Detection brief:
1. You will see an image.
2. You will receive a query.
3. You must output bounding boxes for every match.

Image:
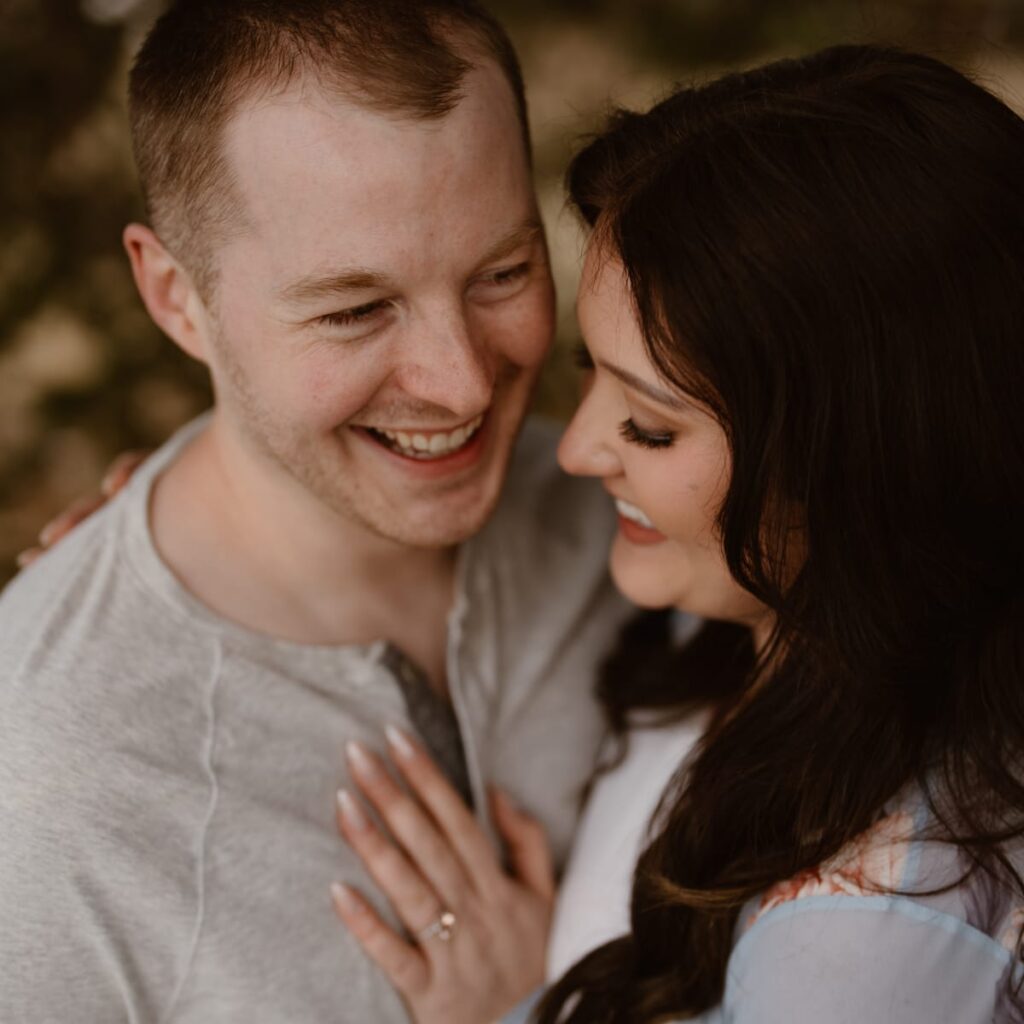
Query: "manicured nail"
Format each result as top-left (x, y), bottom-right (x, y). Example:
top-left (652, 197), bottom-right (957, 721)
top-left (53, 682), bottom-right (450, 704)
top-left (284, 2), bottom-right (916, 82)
top-left (345, 740), bottom-right (378, 779)
top-left (38, 523), bottom-right (58, 547)
top-left (330, 881), bottom-right (364, 915)
top-left (336, 788), bottom-right (369, 831)
top-left (385, 724), bottom-right (417, 761)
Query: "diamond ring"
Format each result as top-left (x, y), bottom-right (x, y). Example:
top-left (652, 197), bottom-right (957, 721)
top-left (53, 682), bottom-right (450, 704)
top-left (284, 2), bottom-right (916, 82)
top-left (416, 910), bottom-right (457, 943)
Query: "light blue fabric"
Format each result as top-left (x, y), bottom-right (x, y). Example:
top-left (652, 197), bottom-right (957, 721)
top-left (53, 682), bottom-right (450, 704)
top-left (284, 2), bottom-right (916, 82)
top-left (685, 894), bottom-right (1015, 1023)
top-left (549, 770), bottom-right (1023, 1023)
top-left (502, 986), bottom-right (545, 1024)
top-left (686, 796), bottom-right (1023, 1023)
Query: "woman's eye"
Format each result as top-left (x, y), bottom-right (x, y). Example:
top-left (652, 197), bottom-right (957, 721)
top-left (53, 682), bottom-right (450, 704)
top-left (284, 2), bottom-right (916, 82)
top-left (319, 301), bottom-right (388, 328)
top-left (572, 342), bottom-right (595, 371)
top-left (619, 417), bottom-right (675, 450)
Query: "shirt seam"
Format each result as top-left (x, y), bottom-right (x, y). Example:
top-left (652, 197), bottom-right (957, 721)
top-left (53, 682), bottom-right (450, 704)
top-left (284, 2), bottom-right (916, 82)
top-left (158, 635), bottom-right (223, 1024)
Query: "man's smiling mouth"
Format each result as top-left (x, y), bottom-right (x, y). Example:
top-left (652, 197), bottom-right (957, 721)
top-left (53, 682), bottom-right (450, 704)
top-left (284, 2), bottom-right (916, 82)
top-left (360, 413), bottom-right (485, 461)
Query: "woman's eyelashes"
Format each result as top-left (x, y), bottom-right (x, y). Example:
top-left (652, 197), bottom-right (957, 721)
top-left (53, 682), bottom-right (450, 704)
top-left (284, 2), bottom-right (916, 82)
top-left (573, 343), bottom-right (675, 449)
top-left (619, 418), bottom-right (676, 450)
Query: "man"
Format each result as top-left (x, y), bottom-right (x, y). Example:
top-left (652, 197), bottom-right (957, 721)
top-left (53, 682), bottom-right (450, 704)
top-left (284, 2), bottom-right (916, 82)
top-left (0, 2), bottom-right (629, 1021)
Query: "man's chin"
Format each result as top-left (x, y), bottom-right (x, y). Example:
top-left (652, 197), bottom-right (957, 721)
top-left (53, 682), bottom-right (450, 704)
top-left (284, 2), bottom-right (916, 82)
top-left (358, 428), bottom-right (517, 547)
top-left (372, 493), bottom-right (500, 549)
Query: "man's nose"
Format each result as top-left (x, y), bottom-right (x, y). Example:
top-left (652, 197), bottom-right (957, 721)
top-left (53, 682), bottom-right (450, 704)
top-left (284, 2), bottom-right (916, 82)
top-left (394, 309), bottom-right (495, 418)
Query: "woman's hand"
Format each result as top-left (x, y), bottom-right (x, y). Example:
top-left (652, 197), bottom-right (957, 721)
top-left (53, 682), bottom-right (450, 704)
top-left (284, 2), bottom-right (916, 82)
top-left (16, 450), bottom-right (148, 568)
top-left (331, 725), bottom-right (555, 1024)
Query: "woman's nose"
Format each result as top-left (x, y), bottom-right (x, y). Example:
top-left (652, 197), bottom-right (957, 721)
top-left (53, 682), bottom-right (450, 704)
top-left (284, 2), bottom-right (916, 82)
top-left (557, 389), bottom-right (621, 479)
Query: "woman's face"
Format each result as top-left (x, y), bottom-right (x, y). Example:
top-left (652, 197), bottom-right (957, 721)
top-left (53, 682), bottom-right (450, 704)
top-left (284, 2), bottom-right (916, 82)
top-left (558, 249), bottom-right (768, 632)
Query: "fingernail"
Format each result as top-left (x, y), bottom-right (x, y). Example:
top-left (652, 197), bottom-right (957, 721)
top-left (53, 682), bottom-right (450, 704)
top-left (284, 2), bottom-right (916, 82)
top-left (38, 524), bottom-right (58, 547)
top-left (336, 788), bottom-right (369, 831)
top-left (345, 740), bottom-right (378, 779)
top-left (385, 724), bottom-right (417, 761)
top-left (330, 881), bottom-right (364, 915)
top-left (15, 550), bottom-right (36, 569)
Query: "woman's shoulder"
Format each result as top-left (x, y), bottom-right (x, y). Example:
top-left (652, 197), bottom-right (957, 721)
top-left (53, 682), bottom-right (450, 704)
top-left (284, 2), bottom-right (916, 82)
top-left (743, 789), bottom-right (1024, 947)
top-left (724, 890), bottom-right (1018, 1023)
top-left (724, 790), bottom-right (1024, 1022)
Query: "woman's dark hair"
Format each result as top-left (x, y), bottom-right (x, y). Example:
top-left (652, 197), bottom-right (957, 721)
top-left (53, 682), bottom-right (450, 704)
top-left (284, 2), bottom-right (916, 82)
top-left (539, 45), bottom-right (1024, 1022)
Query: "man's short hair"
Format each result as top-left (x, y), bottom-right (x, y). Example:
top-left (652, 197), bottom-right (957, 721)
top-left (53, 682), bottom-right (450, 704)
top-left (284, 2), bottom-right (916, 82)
top-left (128, 0), bottom-right (530, 296)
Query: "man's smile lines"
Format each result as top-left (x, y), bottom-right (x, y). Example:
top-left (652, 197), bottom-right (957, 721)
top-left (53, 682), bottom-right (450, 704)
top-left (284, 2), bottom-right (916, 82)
top-left (363, 414), bottom-right (485, 459)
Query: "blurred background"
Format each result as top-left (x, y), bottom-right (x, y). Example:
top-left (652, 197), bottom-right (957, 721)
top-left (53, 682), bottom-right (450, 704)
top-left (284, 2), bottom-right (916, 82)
top-left (1, 0), bottom-right (1023, 583)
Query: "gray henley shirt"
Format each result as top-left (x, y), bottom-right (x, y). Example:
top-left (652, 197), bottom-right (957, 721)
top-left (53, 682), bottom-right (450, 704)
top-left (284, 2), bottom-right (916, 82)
top-left (0, 415), bottom-right (632, 1024)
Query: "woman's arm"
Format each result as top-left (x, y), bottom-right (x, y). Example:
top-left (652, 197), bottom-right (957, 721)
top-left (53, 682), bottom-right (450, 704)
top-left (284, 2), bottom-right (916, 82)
top-left (16, 450), bottom-right (148, 567)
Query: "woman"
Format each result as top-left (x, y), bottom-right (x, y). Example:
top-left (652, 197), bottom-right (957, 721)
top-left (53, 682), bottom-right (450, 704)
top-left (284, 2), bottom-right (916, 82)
top-left (329, 44), bottom-right (1024, 1023)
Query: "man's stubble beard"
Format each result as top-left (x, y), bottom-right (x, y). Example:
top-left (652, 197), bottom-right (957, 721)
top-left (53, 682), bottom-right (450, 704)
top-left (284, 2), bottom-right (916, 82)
top-left (210, 332), bottom-right (528, 550)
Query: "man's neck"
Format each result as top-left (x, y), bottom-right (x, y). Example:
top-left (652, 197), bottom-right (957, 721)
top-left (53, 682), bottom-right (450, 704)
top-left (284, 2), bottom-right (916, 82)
top-left (149, 417), bottom-right (457, 680)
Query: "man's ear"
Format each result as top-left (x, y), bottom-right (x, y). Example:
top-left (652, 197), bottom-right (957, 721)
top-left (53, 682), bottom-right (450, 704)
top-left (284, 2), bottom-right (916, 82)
top-left (123, 224), bottom-right (210, 364)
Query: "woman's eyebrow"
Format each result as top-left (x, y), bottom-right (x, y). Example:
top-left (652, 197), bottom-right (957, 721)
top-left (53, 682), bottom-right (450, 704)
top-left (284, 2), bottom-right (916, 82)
top-left (598, 359), bottom-right (691, 410)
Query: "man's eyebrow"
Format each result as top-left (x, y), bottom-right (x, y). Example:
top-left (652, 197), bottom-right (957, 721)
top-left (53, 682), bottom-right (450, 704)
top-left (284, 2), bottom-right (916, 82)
top-left (277, 220), bottom-right (544, 307)
top-left (476, 219), bottom-right (545, 267)
top-left (599, 359), bottom-right (691, 411)
top-left (278, 268), bottom-right (393, 306)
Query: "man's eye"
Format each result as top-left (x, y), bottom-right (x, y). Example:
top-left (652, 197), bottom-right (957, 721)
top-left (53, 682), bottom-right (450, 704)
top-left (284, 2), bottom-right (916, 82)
top-left (319, 301), bottom-right (388, 328)
top-left (481, 262), bottom-right (530, 287)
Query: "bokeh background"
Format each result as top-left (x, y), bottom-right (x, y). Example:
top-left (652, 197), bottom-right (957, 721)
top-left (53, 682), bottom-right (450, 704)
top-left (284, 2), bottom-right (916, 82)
top-left (2, 0), bottom-right (1023, 583)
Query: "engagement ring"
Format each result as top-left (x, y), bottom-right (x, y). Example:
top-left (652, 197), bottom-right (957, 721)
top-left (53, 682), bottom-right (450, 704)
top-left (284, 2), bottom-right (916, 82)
top-left (416, 910), bottom-right (457, 943)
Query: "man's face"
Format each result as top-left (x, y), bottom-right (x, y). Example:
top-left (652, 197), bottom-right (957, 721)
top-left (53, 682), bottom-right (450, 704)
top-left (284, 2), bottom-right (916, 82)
top-left (198, 61), bottom-right (554, 548)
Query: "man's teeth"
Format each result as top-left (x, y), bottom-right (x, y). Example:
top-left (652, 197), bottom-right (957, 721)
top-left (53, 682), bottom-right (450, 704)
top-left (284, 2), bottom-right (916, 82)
top-left (372, 414), bottom-right (484, 459)
top-left (615, 498), bottom-right (655, 530)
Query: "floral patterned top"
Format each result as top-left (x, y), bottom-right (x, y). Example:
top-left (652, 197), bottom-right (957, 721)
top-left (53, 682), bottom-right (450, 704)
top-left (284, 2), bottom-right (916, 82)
top-left (693, 791), bottom-right (1024, 1023)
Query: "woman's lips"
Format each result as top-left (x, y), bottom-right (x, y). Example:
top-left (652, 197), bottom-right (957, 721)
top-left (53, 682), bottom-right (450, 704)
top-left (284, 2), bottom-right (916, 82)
top-left (614, 497), bottom-right (667, 545)
top-left (617, 514), bottom-right (667, 545)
